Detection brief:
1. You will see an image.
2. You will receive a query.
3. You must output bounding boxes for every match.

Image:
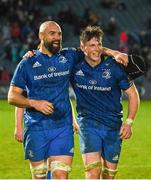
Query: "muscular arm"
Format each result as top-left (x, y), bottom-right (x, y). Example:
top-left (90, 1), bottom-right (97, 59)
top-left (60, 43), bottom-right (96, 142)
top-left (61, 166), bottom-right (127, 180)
top-left (8, 86), bottom-right (31, 108)
top-left (70, 99), bottom-right (79, 133)
top-left (102, 47), bottom-right (128, 66)
top-left (8, 86), bottom-right (54, 115)
top-left (125, 83), bottom-right (140, 120)
top-left (120, 83), bottom-right (140, 139)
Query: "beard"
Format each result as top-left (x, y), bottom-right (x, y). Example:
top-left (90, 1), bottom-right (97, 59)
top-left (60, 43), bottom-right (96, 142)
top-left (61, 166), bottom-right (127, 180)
top-left (44, 40), bottom-right (62, 54)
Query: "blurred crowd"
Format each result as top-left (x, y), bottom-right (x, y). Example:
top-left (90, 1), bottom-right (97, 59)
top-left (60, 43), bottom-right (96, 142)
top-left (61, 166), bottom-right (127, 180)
top-left (0, 0), bottom-right (151, 85)
top-left (0, 0), bottom-right (54, 79)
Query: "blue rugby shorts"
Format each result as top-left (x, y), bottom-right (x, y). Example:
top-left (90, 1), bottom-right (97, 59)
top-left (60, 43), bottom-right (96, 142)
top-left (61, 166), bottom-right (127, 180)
top-left (23, 126), bottom-right (74, 162)
top-left (79, 125), bottom-right (122, 163)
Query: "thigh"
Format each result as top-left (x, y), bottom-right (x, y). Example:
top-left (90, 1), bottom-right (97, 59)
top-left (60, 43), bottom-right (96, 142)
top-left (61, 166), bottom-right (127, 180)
top-left (49, 155), bottom-right (73, 179)
top-left (103, 159), bottom-right (118, 170)
top-left (79, 127), bottom-right (102, 154)
top-left (23, 129), bottom-right (48, 161)
top-left (50, 155), bottom-right (73, 166)
top-left (102, 129), bottom-right (122, 164)
top-left (82, 152), bottom-right (102, 166)
top-left (48, 126), bottom-right (74, 157)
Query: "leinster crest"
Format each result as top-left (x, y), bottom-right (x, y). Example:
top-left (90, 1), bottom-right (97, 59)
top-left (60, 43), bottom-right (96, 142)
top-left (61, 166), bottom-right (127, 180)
top-left (102, 69), bottom-right (111, 79)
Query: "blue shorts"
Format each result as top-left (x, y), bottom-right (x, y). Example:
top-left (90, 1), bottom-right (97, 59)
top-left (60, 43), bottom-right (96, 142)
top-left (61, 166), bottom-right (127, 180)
top-left (79, 125), bottom-right (122, 163)
top-left (23, 126), bottom-right (74, 162)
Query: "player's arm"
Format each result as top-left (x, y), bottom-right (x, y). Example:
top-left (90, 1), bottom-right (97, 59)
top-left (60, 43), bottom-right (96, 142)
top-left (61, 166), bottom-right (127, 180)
top-left (70, 100), bottom-right (79, 133)
top-left (8, 86), bottom-right (54, 115)
top-left (14, 107), bottom-right (24, 143)
top-left (120, 83), bottom-right (140, 140)
top-left (102, 47), bottom-right (128, 66)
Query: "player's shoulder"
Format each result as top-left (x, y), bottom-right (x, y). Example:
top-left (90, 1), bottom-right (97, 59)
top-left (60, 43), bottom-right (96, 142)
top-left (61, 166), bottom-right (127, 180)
top-left (60, 47), bottom-right (79, 55)
top-left (102, 55), bottom-right (117, 66)
top-left (20, 50), bottom-right (41, 65)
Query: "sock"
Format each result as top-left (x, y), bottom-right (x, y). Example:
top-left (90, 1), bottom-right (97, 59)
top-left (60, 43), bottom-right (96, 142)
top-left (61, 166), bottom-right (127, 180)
top-left (46, 171), bottom-right (51, 179)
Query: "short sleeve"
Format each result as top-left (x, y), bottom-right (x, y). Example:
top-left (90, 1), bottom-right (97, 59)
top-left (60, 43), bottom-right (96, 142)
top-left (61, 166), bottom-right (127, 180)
top-left (10, 60), bottom-right (27, 89)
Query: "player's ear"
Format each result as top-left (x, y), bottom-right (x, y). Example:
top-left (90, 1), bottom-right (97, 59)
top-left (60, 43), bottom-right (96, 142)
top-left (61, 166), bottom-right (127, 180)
top-left (39, 32), bottom-right (43, 41)
top-left (80, 42), bottom-right (85, 52)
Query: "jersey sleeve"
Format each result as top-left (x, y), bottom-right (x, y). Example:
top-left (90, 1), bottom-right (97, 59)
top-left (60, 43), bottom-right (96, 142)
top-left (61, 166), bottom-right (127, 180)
top-left (10, 59), bottom-right (27, 89)
top-left (123, 55), bottom-right (146, 80)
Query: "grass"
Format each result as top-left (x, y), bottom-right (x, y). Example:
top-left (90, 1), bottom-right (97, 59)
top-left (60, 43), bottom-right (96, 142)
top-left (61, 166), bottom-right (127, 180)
top-left (0, 99), bottom-right (151, 179)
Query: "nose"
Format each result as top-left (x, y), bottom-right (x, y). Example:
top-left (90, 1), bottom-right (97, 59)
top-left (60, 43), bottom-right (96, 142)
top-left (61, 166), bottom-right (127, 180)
top-left (54, 33), bottom-right (61, 40)
top-left (94, 45), bottom-right (100, 51)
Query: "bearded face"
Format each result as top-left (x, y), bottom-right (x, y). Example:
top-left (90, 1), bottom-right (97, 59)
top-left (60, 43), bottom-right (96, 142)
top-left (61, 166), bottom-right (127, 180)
top-left (44, 39), bottom-right (62, 54)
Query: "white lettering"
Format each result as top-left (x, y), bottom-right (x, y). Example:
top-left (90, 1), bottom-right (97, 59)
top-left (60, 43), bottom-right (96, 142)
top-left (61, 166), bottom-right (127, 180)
top-left (76, 83), bottom-right (111, 91)
top-left (34, 74), bottom-right (47, 80)
top-left (34, 70), bottom-right (69, 80)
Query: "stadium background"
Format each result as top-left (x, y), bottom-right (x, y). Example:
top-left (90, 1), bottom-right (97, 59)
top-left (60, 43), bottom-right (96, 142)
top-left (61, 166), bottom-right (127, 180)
top-left (0, 0), bottom-right (151, 179)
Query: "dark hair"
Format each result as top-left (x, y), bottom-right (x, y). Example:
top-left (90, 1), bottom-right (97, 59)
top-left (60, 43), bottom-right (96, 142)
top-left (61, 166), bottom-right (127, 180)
top-left (80, 26), bottom-right (104, 44)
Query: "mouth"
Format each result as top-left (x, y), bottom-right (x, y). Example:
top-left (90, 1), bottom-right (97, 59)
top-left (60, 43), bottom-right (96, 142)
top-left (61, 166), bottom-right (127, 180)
top-left (92, 51), bottom-right (100, 58)
top-left (52, 41), bottom-right (60, 46)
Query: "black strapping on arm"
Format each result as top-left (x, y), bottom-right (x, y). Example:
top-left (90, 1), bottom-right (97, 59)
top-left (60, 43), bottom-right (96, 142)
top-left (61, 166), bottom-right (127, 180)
top-left (123, 55), bottom-right (147, 80)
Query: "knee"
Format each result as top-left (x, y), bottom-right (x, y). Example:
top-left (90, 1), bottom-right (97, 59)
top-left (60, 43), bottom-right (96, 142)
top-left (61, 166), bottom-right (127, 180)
top-left (30, 162), bottom-right (48, 179)
top-left (53, 170), bottom-right (67, 179)
top-left (102, 167), bottom-right (118, 179)
top-left (85, 161), bottom-right (102, 179)
top-left (51, 161), bottom-right (71, 179)
top-left (87, 168), bottom-right (101, 179)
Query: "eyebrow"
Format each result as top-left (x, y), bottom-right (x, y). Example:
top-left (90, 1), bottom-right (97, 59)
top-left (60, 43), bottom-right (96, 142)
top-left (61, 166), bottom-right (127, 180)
top-left (48, 30), bottom-right (62, 35)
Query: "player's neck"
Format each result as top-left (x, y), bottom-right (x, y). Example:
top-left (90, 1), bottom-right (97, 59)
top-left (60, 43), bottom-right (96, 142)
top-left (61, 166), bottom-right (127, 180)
top-left (39, 46), bottom-right (53, 57)
top-left (85, 57), bottom-right (101, 67)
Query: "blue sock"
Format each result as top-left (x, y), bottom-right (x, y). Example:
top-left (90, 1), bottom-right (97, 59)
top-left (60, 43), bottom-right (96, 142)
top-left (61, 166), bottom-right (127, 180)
top-left (46, 171), bottom-right (51, 179)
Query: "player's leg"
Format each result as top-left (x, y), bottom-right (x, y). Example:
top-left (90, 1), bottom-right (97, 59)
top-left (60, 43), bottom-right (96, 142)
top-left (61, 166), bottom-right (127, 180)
top-left (30, 160), bottom-right (48, 179)
top-left (46, 171), bottom-right (51, 179)
top-left (47, 126), bottom-right (74, 179)
top-left (79, 127), bottom-right (103, 179)
top-left (50, 155), bottom-right (73, 179)
top-left (102, 159), bottom-right (118, 179)
top-left (23, 129), bottom-right (50, 179)
top-left (101, 127), bottom-right (122, 179)
top-left (46, 158), bottom-right (51, 179)
top-left (82, 152), bottom-right (102, 179)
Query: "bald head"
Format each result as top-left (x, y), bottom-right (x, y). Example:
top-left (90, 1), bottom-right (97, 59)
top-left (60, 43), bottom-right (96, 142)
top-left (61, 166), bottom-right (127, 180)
top-left (39, 21), bottom-right (61, 33)
top-left (38, 21), bottom-right (62, 55)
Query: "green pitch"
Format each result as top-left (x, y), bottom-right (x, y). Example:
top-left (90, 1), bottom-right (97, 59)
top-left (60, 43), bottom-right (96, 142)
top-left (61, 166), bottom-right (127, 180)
top-left (0, 100), bottom-right (151, 179)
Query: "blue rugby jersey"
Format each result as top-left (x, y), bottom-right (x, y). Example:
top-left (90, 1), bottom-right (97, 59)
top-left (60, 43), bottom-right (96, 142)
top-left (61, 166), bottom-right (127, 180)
top-left (11, 49), bottom-right (78, 130)
top-left (70, 56), bottom-right (132, 130)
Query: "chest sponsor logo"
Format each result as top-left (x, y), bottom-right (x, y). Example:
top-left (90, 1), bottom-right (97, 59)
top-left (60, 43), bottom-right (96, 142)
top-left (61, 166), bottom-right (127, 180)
top-left (89, 80), bottom-right (97, 85)
top-left (48, 66), bottom-right (56, 72)
top-left (33, 61), bottom-right (42, 68)
top-left (34, 70), bottom-right (69, 80)
top-left (76, 83), bottom-right (111, 91)
top-left (75, 70), bottom-right (85, 76)
top-left (102, 69), bottom-right (111, 79)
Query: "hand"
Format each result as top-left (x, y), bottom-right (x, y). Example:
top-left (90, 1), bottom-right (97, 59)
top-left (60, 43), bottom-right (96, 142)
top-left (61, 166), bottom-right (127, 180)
top-left (23, 50), bottom-right (35, 59)
top-left (114, 52), bottom-right (128, 66)
top-left (72, 120), bottom-right (79, 134)
top-left (14, 127), bottom-right (23, 143)
top-left (101, 47), bottom-right (128, 66)
top-left (120, 123), bottom-right (132, 140)
top-left (29, 100), bottom-right (54, 115)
